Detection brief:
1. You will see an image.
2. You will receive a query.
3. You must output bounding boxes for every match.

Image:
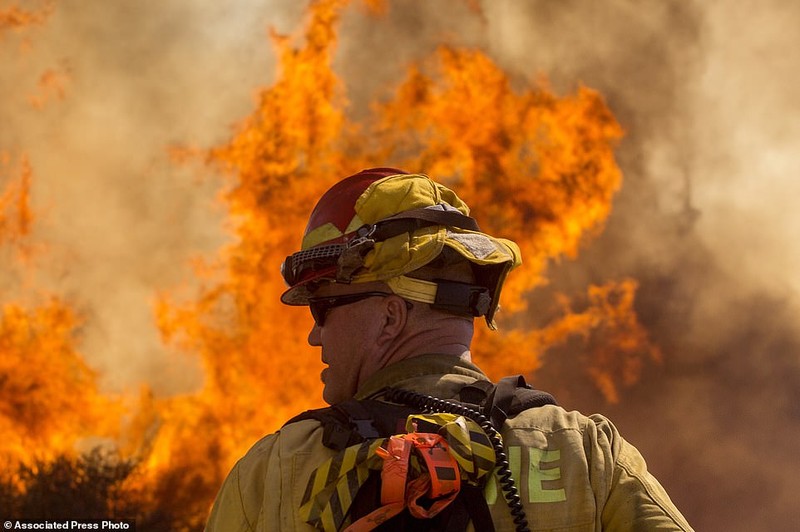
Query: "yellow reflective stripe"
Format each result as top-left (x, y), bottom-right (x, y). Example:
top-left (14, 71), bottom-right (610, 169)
top-left (386, 275), bottom-right (438, 304)
top-left (445, 431), bottom-right (476, 475)
top-left (300, 458), bottom-right (330, 507)
top-left (300, 439), bottom-right (386, 531)
top-left (405, 413), bottom-right (496, 483)
top-left (339, 443), bottom-right (360, 482)
top-left (320, 505), bottom-right (336, 532)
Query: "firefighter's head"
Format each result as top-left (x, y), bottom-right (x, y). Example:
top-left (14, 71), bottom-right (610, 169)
top-left (281, 168), bottom-right (521, 404)
top-left (281, 168), bottom-right (522, 328)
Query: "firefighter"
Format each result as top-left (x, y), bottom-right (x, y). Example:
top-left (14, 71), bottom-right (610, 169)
top-left (205, 168), bottom-right (694, 531)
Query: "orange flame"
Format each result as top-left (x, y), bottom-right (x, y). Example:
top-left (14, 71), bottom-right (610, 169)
top-left (0, 155), bottom-right (121, 473)
top-left (2, 0), bottom-right (661, 526)
top-left (158, 0), bottom-right (660, 485)
top-left (27, 65), bottom-right (70, 109)
top-left (0, 2), bottom-right (53, 32)
top-left (0, 153), bottom-right (33, 248)
top-left (365, 44), bottom-right (656, 388)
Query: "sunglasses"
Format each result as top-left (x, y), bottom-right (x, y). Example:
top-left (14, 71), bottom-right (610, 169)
top-left (307, 292), bottom-right (392, 327)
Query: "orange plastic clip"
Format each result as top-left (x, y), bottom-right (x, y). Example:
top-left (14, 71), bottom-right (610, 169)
top-left (345, 436), bottom-right (411, 532)
top-left (345, 432), bottom-right (462, 530)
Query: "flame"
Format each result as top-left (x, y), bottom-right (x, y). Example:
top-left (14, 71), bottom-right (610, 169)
top-left (0, 153), bottom-right (33, 249)
top-left (160, 0), bottom-right (659, 489)
top-left (1, 13), bottom-right (127, 512)
top-left (1, 0), bottom-right (661, 526)
top-left (0, 2), bottom-right (53, 33)
top-left (27, 65), bottom-right (70, 109)
top-left (366, 45), bottom-right (657, 387)
top-left (0, 2), bottom-right (68, 108)
top-left (0, 155), bottom-right (121, 473)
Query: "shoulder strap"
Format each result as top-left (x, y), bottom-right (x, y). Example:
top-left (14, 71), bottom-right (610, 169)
top-left (458, 375), bottom-right (557, 431)
top-left (284, 399), bottom-right (417, 451)
top-left (287, 377), bottom-right (558, 448)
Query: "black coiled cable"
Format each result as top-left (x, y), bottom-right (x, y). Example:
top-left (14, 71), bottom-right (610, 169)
top-left (383, 387), bottom-right (531, 532)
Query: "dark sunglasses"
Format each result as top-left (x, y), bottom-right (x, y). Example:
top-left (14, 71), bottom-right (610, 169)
top-left (308, 292), bottom-right (392, 327)
top-left (308, 292), bottom-right (413, 327)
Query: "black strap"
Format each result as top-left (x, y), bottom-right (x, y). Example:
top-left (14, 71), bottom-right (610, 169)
top-left (502, 375), bottom-right (558, 412)
top-left (285, 404), bottom-right (361, 451)
top-left (356, 208), bottom-right (479, 245)
top-left (491, 375), bottom-right (557, 430)
top-left (337, 208), bottom-right (480, 282)
top-left (458, 380), bottom-right (495, 406)
top-left (287, 379), bottom-right (558, 445)
top-left (489, 376), bottom-right (521, 431)
top-left (460, 485), bottom-right (496, 532)
top-left (379, 207), bottom-right (481, 233)
top-left (431, 280), bottom-right (492, 317)
top-left (458, 375), bottom-right (558, 431)
top-left (284, 399), bottom-right (416, 451)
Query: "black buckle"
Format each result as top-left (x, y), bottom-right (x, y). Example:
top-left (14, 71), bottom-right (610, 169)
top-left (431, 280), bottom-right (491, 317)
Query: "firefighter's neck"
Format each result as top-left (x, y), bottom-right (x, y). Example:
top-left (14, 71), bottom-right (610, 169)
top-left (376, 308), bottom-right (474, 367)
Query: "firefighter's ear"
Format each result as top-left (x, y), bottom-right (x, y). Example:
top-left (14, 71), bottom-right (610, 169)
top-left (375, 295), bottom-right (409, 346)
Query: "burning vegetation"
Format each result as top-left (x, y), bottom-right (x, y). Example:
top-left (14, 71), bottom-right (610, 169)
top-left (1, 0), bottom-right (662, 529)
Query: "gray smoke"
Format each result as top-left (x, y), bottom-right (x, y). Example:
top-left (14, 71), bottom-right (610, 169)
top-left (471, 2), bottom-right (800, 531)
top-left (2, 1), bottom-right (798, 529)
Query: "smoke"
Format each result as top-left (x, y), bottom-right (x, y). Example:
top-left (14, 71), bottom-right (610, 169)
top-left (2, 0), bottom-right (799, 529)
top-left (1, 1), bottom-right (303, 393)
top-left (467, 2), bottom-right (800, 530)
top-left (692, 3), bottom-right (800, 298)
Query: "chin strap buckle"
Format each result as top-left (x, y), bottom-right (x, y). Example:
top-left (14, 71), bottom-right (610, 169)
top-left (432, 280), bottom-right (491, 317)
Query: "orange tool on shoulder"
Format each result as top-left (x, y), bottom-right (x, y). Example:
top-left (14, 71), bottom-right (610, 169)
top-left (345, 432), bottom-right (461, 531)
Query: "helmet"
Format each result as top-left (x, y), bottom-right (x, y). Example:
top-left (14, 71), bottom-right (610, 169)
top-left (280, 168), bottom-right (521, 329)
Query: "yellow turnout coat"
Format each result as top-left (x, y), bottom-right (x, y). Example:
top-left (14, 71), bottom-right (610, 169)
top-left (206, 354), bottom-right (693, 531)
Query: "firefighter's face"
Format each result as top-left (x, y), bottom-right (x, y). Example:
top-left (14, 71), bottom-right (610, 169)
top-left (306, 282), bottom-right (403, 405)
